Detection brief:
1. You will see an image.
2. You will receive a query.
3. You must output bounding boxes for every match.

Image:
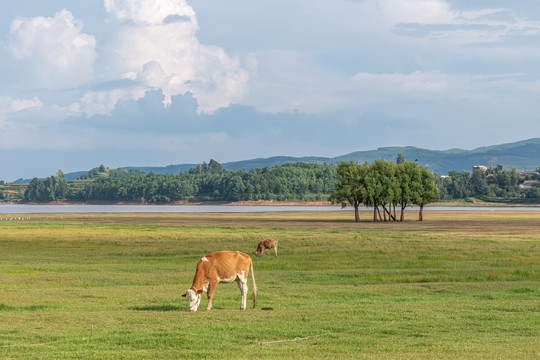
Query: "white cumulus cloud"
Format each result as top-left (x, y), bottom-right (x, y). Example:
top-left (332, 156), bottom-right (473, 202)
top-left (100, 0), bottom-right (249, 114)
top-left (104, 0), bottom-right (196, 26)
top-left (6, 9), bottom-right (97, 88)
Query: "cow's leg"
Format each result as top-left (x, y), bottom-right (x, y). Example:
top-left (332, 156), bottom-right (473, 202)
top-left (273, 244), bottom-right (278, 257)
top-left (206, 281), bottom-right (217, 311)
top-left (237, 278), bottom-right (248, 310)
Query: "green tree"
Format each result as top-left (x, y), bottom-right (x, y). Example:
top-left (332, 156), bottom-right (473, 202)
top-left (396, 161), bottom-right (420, 221)
top-left (55, 170), bottom-right (68, 200)
top-left (189, 162), bottom-right (208, 174)
top-left (447, 170), bottom-right (472, 199)
top-left (24, 178), bottom-right (40, 202)
top-left (365, 160), bottom-right (399, 222)
top-left (207, 159), bottom-right (224, 175)
top-left (470, 168), bottom-right (488, 196)
top-left (329, 161), bottom-right (365, 222)
top-left (526, 186), bottom-right (540, 199)
top-left (414, 168), bottom-right (440, 221)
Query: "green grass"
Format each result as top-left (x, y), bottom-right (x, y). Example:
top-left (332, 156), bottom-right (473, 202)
top-left (0, 211), bottom-right (538, 359)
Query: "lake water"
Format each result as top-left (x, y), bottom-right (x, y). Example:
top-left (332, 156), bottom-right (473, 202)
top-left (1, 204), bottom-right (539, 214)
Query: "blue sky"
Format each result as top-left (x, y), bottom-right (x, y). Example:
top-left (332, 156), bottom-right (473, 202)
top-left (1, 0), bottom-right (540, 181)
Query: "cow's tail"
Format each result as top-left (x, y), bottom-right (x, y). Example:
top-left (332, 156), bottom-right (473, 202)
top-left (250, 258), bottom-right (257, 308)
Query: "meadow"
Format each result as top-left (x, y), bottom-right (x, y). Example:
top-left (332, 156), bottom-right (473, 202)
top-left (0, 210), bottom-right (538, 359)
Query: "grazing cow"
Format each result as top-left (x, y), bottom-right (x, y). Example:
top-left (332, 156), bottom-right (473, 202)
top-left (182, 251), bottom-right (257, 312)
top-left (255, 238), bottom-right (278, 257)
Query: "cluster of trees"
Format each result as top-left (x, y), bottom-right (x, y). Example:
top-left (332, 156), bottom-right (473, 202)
top-left (78, 165), bottom-right (146, 180)
top-left (329, 158), bottom-right (439, 222)
top-left (108, 168), bottom-right (147, 178)
top-left (24, 171), bottom-right (68, 202)
top-left (0, 182), bottom-right (26, 202)
top-left (436, 165), bottom-right (540, 201)
top-left (524, 169), bottom-right (540, 199)
top-left (79, 173), bottom-right (198, 203)
top-left (72, 162), bottom-right (337, 203)
top-left (78, 165), bottom-right (107, 180)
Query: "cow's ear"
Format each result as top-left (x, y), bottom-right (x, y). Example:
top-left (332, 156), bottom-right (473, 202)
top-left (182, 293), bottom-right (187, 297)
top-left (196, 289), bottom-right (203, 295)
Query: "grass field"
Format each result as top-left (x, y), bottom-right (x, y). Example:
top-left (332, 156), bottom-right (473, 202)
top-left (0, 210), bottom-right (538, 359)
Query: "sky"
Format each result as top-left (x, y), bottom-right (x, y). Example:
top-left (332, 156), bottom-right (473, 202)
top-left (1, 0), bottom-right (540, 181)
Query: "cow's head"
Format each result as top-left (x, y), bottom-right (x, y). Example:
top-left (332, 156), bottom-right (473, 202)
top-left (255, 246), bottom-right (262, 257)
top-left (182, 288), bottom-right (202, 312)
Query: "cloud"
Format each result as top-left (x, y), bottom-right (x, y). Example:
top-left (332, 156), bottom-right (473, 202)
top-left (100, 0), bottom-right (249, 114)
top-left (0, 96), bottom-right (43, 134)
top-left (0, 96), bottom-right (81, 151)
top-left (80, 85), bottom-right (147, 117)
top-left (370, 0), bottom-right (540, 44)
top-left (6, 9), bottom-right (97, 88)
top-left (0, 96), bottom-right (42, 118)
top-left (375, 0), bottom-right (456, 25)
top-left (104, 0), bottom-right (196, 26)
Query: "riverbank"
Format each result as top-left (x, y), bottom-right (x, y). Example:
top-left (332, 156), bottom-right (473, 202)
top-left (3, 198), bottom-right (539, 207)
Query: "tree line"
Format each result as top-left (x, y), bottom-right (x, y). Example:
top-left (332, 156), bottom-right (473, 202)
top-left (24, 170), bottom-right (68, 202)
top-left (19, 159), bottom-right (540, 212)
top-left (23, 161), bottom-right (337, 204)
top-left (436, 165), bottom-right (540, 201)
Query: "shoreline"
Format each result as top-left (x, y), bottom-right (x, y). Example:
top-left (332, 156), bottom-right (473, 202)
top-left (1, 199), bottom-right (539, 207)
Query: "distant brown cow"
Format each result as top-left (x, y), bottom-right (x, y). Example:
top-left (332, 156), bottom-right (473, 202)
top-left (255, 238), bottom-right (278, 257)
top-left (182, 251), bottom-right (257, 312)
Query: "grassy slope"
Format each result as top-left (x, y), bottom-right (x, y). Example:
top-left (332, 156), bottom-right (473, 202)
top-left (0, 211), bottom-right (538, 359)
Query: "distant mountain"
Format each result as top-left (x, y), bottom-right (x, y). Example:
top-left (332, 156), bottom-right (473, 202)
top-left (125, 138), bottom-right (540, 176)
top-left (337, 138), bottom-right (540, 174)
top-left (14, 138), bottom-right (540, 183)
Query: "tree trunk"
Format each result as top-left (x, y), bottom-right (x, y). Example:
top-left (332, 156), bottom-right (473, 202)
top-left (382, 205), bottom-right (396, 222)
top-left (390, 204), bottom-right (396, 222)
top-left (373, 206), bottom-right (377, 222)
top-left (400, 205), bottom-right (405, 222)
top-left (354, 204), bottom-right (360, 222)
top-left (419, 204), bottom-right (424, 221)
top-left (377, 207), bottom-right (383, 222)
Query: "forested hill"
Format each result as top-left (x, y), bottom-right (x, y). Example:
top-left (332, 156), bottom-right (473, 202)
top-left (336, 138), bottom-right (540, 175)
top-left (125, 138), bottom-right (540, 177)
top-left (12, 138), bottom-right (540, 183)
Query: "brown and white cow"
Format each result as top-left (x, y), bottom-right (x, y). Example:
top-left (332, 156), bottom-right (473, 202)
top-left (182, 251), bottom-right (257, 312)
top-left (255, 238), bottom-right (278, 257)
